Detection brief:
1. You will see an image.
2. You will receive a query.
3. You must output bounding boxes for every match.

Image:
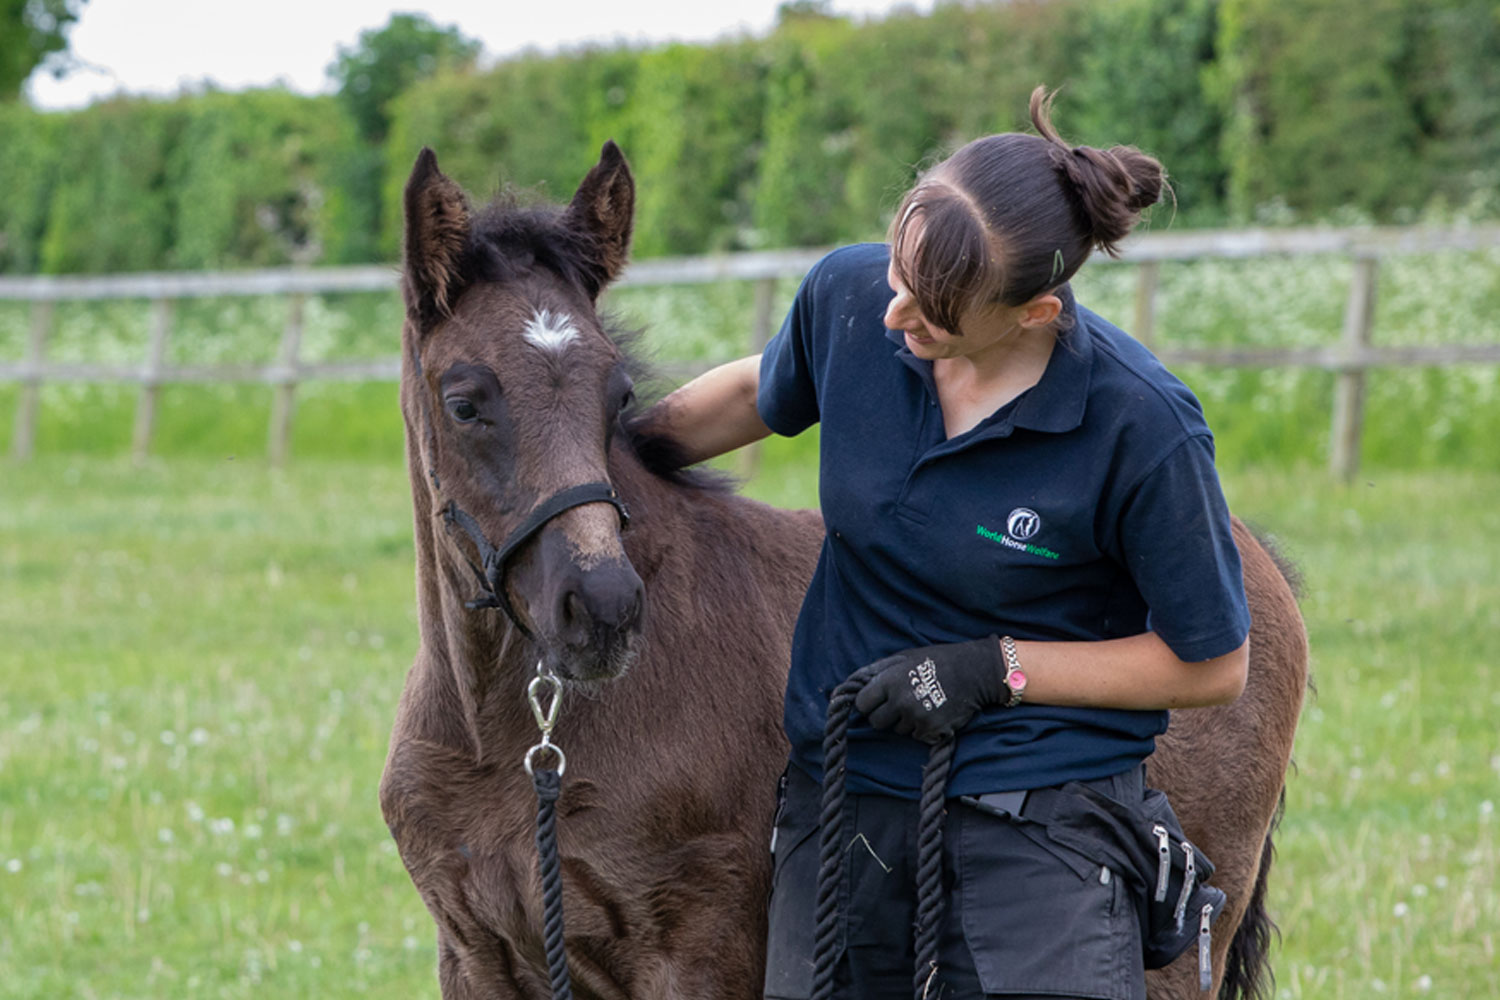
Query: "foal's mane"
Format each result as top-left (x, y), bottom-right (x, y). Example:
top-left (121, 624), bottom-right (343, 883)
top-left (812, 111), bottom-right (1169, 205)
top-left (466, 193), bottom-right (733, 493)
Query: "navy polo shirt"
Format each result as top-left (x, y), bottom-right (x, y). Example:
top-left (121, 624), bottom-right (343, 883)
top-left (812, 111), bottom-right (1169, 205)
top-left (757, 243), bottom-right (1251, 798)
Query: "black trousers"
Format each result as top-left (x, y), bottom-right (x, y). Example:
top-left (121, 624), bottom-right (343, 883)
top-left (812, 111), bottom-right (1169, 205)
top-left (764, 763), bottom-right (1149, 1000)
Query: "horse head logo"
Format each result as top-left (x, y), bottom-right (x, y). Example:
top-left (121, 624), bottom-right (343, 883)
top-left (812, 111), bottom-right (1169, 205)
top-left (1006, 507), bottom-right (1041, 541)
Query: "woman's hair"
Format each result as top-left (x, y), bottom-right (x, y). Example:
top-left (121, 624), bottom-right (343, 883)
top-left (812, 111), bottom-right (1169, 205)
top-left (888, 86), bottom-right (1167, 334)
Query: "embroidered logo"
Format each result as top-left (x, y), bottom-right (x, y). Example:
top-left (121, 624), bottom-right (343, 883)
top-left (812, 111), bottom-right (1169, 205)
top-left (1006, 507), bottom-right (1041, 540)
top-left (908, 657), bottom-right (947, 711)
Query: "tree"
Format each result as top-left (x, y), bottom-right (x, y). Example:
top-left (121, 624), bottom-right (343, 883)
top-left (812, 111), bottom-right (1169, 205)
top-left (1, 0), bottom-right (88, 101)
top-left (328, 12), bottom-right (480, 146)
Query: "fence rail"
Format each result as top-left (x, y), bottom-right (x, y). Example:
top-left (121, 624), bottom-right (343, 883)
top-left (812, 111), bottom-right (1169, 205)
top-left (3, 225), bottom-right (1498, 477)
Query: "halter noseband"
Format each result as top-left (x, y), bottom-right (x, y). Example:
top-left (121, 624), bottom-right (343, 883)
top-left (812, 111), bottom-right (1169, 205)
top-left (442, 484), bottom-right (630, 639)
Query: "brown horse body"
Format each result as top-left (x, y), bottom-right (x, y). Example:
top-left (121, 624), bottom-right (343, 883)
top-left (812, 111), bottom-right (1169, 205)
top-left (381, 143), bottom-right (1307, 1000)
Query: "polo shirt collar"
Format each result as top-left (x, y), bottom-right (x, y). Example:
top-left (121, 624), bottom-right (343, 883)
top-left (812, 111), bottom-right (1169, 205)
top-left (883, 283), bottom-right (1092, 436)
top-left (1013, 285), bottom-right (1091, 433)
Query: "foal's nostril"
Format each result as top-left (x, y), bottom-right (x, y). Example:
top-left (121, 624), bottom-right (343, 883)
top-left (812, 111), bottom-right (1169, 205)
top-left (553, 563), bottom-right (646, 648)
top-left (559, 590), bottom-right (589, 637)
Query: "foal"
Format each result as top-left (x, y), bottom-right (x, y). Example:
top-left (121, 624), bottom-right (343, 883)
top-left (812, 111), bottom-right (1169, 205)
top-left (381, 142), bottom-right (1307, 1000)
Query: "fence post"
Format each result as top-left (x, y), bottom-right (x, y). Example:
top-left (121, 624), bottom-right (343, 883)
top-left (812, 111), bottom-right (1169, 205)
top-left (1133, 260), bottom-right (1160, 349)
top-left (268, 293), bottom-right (306, 466)
top-left (132, 298), bottom-right (173, 463)
top-left (1330, 255), bottom-right (1378, 481)
top-left (11, 300), bottom-right (53, 461)
top-left (738, 277), bottom-right (778, 480)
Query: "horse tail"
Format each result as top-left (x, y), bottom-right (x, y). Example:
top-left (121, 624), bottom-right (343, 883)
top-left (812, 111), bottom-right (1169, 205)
top-left (1218, 789), bottom-right (1284, 1000)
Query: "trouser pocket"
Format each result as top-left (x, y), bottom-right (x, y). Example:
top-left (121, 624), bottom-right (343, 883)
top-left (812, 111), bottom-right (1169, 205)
top-left (955, 795), bottom-right (1143, 1000)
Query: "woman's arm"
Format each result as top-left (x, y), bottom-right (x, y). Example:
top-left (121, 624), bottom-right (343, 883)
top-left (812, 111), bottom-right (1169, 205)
top-left (854, 631), bottom-right (1248, 743)
top-left (1016, 632), bottom-right (1248, 710)
top-left (638, 354), bottom-right (772, 465)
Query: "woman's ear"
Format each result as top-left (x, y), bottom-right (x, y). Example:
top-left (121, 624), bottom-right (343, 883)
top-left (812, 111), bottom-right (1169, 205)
top-left (1018, 293), bottom-right (1063, 329)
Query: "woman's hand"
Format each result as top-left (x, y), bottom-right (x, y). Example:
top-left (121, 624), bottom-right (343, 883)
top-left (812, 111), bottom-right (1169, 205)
top-left (853, 637), bottom-right (1006, 743)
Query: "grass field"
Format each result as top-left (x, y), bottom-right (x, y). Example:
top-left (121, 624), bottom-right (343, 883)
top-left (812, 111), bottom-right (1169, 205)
top-left (1, 452), bottom-right (1496, 999)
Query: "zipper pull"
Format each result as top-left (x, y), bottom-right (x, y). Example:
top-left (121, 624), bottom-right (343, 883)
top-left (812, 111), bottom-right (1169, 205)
top-left (1174, 840), bottom-right (1197, 932)
top-left (1153, 824), bottom-right (1171, 901)
top-left (1198, 902), bottom-right (1214, 992)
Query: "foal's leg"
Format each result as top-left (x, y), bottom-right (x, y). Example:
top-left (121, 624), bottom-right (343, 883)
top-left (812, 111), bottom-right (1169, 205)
top-left (438, 929), bottom-right (556, 1000)
top-left (437, 934), bottom-right (486, 1000)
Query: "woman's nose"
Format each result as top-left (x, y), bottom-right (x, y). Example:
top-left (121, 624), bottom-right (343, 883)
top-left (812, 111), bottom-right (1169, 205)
top-left (884, 289), bottom-right (915, 330)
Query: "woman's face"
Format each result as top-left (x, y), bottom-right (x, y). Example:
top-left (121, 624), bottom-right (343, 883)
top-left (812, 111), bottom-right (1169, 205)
top-left (883, 256), bottom-right (1027, 362)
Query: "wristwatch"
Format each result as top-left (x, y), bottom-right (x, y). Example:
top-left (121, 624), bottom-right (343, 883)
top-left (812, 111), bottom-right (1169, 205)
top-left (999, 635), bottom-right (1027, 708)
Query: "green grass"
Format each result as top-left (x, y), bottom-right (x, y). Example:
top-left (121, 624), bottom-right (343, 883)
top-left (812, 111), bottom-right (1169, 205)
top-left (1, 455), bottom-right (1496, 999)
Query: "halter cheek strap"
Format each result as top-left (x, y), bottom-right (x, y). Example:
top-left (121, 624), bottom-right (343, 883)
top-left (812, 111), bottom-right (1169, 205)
top-left (442, 483), bottom-right (631, 638)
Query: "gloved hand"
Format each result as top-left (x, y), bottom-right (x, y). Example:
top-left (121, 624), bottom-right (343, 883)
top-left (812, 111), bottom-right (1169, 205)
top-left (853, 636), bottom-right (1007, 744)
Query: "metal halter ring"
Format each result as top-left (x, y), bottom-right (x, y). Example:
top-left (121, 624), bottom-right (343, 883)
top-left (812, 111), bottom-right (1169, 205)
top-left (524, 741), bottom-right (567, 777)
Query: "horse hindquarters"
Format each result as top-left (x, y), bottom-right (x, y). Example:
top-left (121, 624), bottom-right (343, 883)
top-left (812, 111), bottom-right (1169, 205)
top-left (1144, 520), bottom-right (1308, 1000)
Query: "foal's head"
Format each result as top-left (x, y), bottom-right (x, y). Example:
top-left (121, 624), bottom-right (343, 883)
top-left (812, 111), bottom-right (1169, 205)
top-left (400, 142), bottom-right (645, 682)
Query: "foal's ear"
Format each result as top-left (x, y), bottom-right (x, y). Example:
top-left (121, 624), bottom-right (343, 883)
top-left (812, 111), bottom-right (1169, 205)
top-left (402, 148), bottom-right (471, 323)
top-left (565, 140), bottom-right (635, 294)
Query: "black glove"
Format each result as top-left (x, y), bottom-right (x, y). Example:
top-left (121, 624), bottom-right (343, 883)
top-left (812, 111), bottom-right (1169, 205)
top-left (853, 636), bottom-right (1007, 744)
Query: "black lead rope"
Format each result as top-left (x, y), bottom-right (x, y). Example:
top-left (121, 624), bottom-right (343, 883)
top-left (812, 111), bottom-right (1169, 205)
top-left (811, 667), bottom-right (956, 1000)
top-left (532, 767), bottom-right (573, 1000)
top-left (525, 667), bottom-right (574, 1000)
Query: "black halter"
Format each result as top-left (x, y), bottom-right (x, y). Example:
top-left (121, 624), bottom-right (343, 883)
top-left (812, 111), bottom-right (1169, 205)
top-left (442, 484), bottom-right (630, 638)
top-left (408, 337), bottom-right (630, 641)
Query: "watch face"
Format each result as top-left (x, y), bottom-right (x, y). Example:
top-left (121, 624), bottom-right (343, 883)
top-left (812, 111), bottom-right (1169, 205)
top-left (1007, 670), bottom-right (1027, 691)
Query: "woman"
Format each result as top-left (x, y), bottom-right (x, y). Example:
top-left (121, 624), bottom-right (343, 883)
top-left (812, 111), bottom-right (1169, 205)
top-left (643, 88), bottom-right (1250, 1000)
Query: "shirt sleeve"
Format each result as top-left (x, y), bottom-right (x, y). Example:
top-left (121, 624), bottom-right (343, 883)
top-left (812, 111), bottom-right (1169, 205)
top-left (756, 264), bottom-right (823, 437)
top-left (1115, 434), bottom-right (1251, 662)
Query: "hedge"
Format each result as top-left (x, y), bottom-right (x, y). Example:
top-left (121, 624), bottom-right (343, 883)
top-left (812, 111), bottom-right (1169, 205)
top-left (3, 0), bottom-right (1497, 274)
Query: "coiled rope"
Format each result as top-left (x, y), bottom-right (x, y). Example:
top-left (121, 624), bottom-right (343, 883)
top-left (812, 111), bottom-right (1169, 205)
top-left (809, 666), bottom-right (957, 1000)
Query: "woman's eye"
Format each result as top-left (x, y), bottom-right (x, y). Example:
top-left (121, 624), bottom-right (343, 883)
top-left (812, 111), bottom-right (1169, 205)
top-left (446, 397), bottom-right (478, 423)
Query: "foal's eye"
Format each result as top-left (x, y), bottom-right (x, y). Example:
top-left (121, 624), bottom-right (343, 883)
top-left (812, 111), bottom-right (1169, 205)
top-left (445, 397), bottom-right (479, 423)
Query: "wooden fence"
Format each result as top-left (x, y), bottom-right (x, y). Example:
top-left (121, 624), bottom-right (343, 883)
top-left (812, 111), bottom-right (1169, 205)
top-left (2, 225), bottom-right (1498, 478)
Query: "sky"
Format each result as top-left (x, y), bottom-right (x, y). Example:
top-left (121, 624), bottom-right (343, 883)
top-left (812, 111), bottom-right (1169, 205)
top-left (26, 0), bottom-right (937, 110)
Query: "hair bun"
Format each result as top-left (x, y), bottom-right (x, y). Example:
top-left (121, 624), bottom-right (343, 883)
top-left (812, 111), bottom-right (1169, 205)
top-left (1054, 143), bottom-right (1164, 254)
top-left (1030, 87), bottom-right (1167, 257)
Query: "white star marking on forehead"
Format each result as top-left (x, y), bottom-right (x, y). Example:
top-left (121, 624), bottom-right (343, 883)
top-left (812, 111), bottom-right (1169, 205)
top-left (522, 309), bottom-right (580, 353)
